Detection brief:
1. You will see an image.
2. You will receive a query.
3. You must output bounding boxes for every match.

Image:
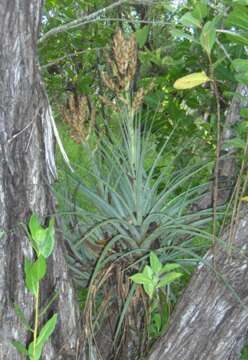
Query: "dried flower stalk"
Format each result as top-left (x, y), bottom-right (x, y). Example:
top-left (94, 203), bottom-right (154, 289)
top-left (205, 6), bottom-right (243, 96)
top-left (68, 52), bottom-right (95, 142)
top-left (62, 94), bottom-right (93, 142)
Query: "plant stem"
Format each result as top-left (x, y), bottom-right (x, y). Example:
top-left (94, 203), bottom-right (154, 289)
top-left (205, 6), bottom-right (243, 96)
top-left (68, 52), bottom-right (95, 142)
top-left (33, 283), bottom-right (40, 358)
top-left (39, 291), bottom-right (58, 318)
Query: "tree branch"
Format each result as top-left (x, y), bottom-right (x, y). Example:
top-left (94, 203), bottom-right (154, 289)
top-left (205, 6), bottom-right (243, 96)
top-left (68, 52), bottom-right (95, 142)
top-left (40, 17), bottom-right (168, 69)
top-left (40, 47), bottom-right (104, 69)
top-left (38, 0), bottom-right (159, 44)
top-left (38, 0), bottom-right (128, 44)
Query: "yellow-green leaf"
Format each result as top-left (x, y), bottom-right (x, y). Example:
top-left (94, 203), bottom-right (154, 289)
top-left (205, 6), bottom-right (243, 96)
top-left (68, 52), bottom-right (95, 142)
top-left (200, 21), bottom-right (216, 55)
top-left (241, 196), bottom-right (248, 202)
top-left (173, 71), bottom-right (210, 90)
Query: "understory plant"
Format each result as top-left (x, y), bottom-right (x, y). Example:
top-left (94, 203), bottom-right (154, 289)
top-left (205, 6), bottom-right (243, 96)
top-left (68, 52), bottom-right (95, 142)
top-left (12, 214), bottom-right (57, 360)
top-left (60, 111), bottom-right (215, 358)
top-left (130, 251), bottom-right (182, 340)
top-left (57, 29), bottom-right (216, 359)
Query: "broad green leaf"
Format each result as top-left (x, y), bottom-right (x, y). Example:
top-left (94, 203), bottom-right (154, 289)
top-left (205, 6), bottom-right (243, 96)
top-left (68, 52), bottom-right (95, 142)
top-left (180, 12), bottom-right (201, 28)
top-left (24, 256), bottom-right (46, 295)
top-left (135, 26), bottom-right (149, 48)
top-left (222, 30), bottom-right (248, 46)
top-left (160, 263), bottom-right (181, 273)
top-left (226, 5), bottom-right (248, 30)
top-left (173, 71), bottom-right (210, 89)
top-left (38, 218), bottom-right (55, 258)
top-left (29, 215), bottom-right (55, 258)
top-left (144, 282), bottom-right (155, 299)
top-left (235, 72), bottom-right (248, 85)
top-left (24, 258), bottom-right (38, 295)
top-left (232, 59), bottom-right (248, 73)
top-left (192, 2), bottom-right (208, 21)
top-left (28, 314), bottom-right (58, 360)
top-left (14, 304), bottom-right (32, 331)
top-left (11, 340), bottom-right (28, 355)
top-left (143, 265), bottom-right (153, 279)
top-left (29, 216), bottom-right (47, 257)
top-left (150, 252), bottom-right (162, 273)
top-left (37, 314), bottom-right (58, 346)
top-left (170, 29), bottom-right (195, 42)
top-left (29, 214), bottom-right (43, 243)
top-left (158, 272), bottom-right (182, 288)
top-left (214, 64), bottom-right (235, 82)
top-left (152, 313), bottom-right (161, 332)
top-left (130, 273), bottom-right (151, 285)
top-left (200, 21), bottom-right (216, 55)
top-left (33, 256), bottom-right (47, 281)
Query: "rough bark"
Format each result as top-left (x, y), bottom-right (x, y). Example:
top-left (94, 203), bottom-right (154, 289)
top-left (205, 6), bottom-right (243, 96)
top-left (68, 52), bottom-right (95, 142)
top-left (0, 1), bottom-right (81, 359)
top-left (147, 212), bottom-right (248, 360)
top-left (220, 85), bottom-right (248, 181)
top-left (194, 85), bottom-right (248, 211)
top-left (146, 86), bottom-right (248, 360)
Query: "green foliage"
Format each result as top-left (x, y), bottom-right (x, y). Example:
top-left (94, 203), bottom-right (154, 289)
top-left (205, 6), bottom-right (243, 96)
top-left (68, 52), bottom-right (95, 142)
top-left (29, 214), bottom-right (55, 258)
top-left (200, 21), bottom-right (216, 55)
top-left (173, 71), bottom-right (210, 89)
top-left (57, 106), bottom-right (215, 356)
top-left (135, 26), bottom-right (149, 48)
top-left (130, 251), bottom-right (182, 299)
top-left (24, 256), bottom-right (46, 295)
top-left (12, 215), bottom-right (57, 360)
top-left (226, 5), bottom-right (248, 30)
top-left (240, 345), bottom-right (248, 360)
top-left (27, 314), bottom-right (58, 360)
top-left (179, 12), bottom-right (202, 28)
top-left (40, 0), bottom-right (248, 357)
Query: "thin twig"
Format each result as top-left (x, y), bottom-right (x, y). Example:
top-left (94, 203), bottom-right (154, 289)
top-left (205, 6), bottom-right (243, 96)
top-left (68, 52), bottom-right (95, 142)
top-left (216, 38), bottom-right (232, 62)
top-left (41, 47), bottom-right (104, 69)
top-left (39, 0), bottom-right (129, 44)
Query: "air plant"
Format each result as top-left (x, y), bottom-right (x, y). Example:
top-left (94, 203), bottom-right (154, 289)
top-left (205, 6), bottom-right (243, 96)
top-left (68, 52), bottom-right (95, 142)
top-left (58, 110), bottom-right (215, 358)
top-left (56, 29), bottom-right (217, 359)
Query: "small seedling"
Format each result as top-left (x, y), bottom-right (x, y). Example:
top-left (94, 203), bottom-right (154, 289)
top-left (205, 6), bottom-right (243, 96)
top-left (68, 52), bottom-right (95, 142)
top-left (12, 214), bottom-right (58, 360)
top-left (130, 252), bottom-right (182, 339)
top-left (130, 252), bottom-right (182, 299)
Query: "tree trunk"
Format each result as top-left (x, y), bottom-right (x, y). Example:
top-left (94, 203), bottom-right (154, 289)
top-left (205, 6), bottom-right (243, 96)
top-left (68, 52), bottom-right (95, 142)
top-left (0, 1), bottom-right (81, 359)
top-left (147, 213), bottom-right (248, 359)
top-left (147, 86), bottom-right (248, 360)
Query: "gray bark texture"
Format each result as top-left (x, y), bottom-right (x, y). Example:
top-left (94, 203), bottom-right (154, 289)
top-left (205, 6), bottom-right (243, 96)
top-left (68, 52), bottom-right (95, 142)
top-left (147, 87), bottom-right (248, 360)
top-left (147, 214), bottom-right (248, 360)
top-left (0, 1), bottom-right (81, 359)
